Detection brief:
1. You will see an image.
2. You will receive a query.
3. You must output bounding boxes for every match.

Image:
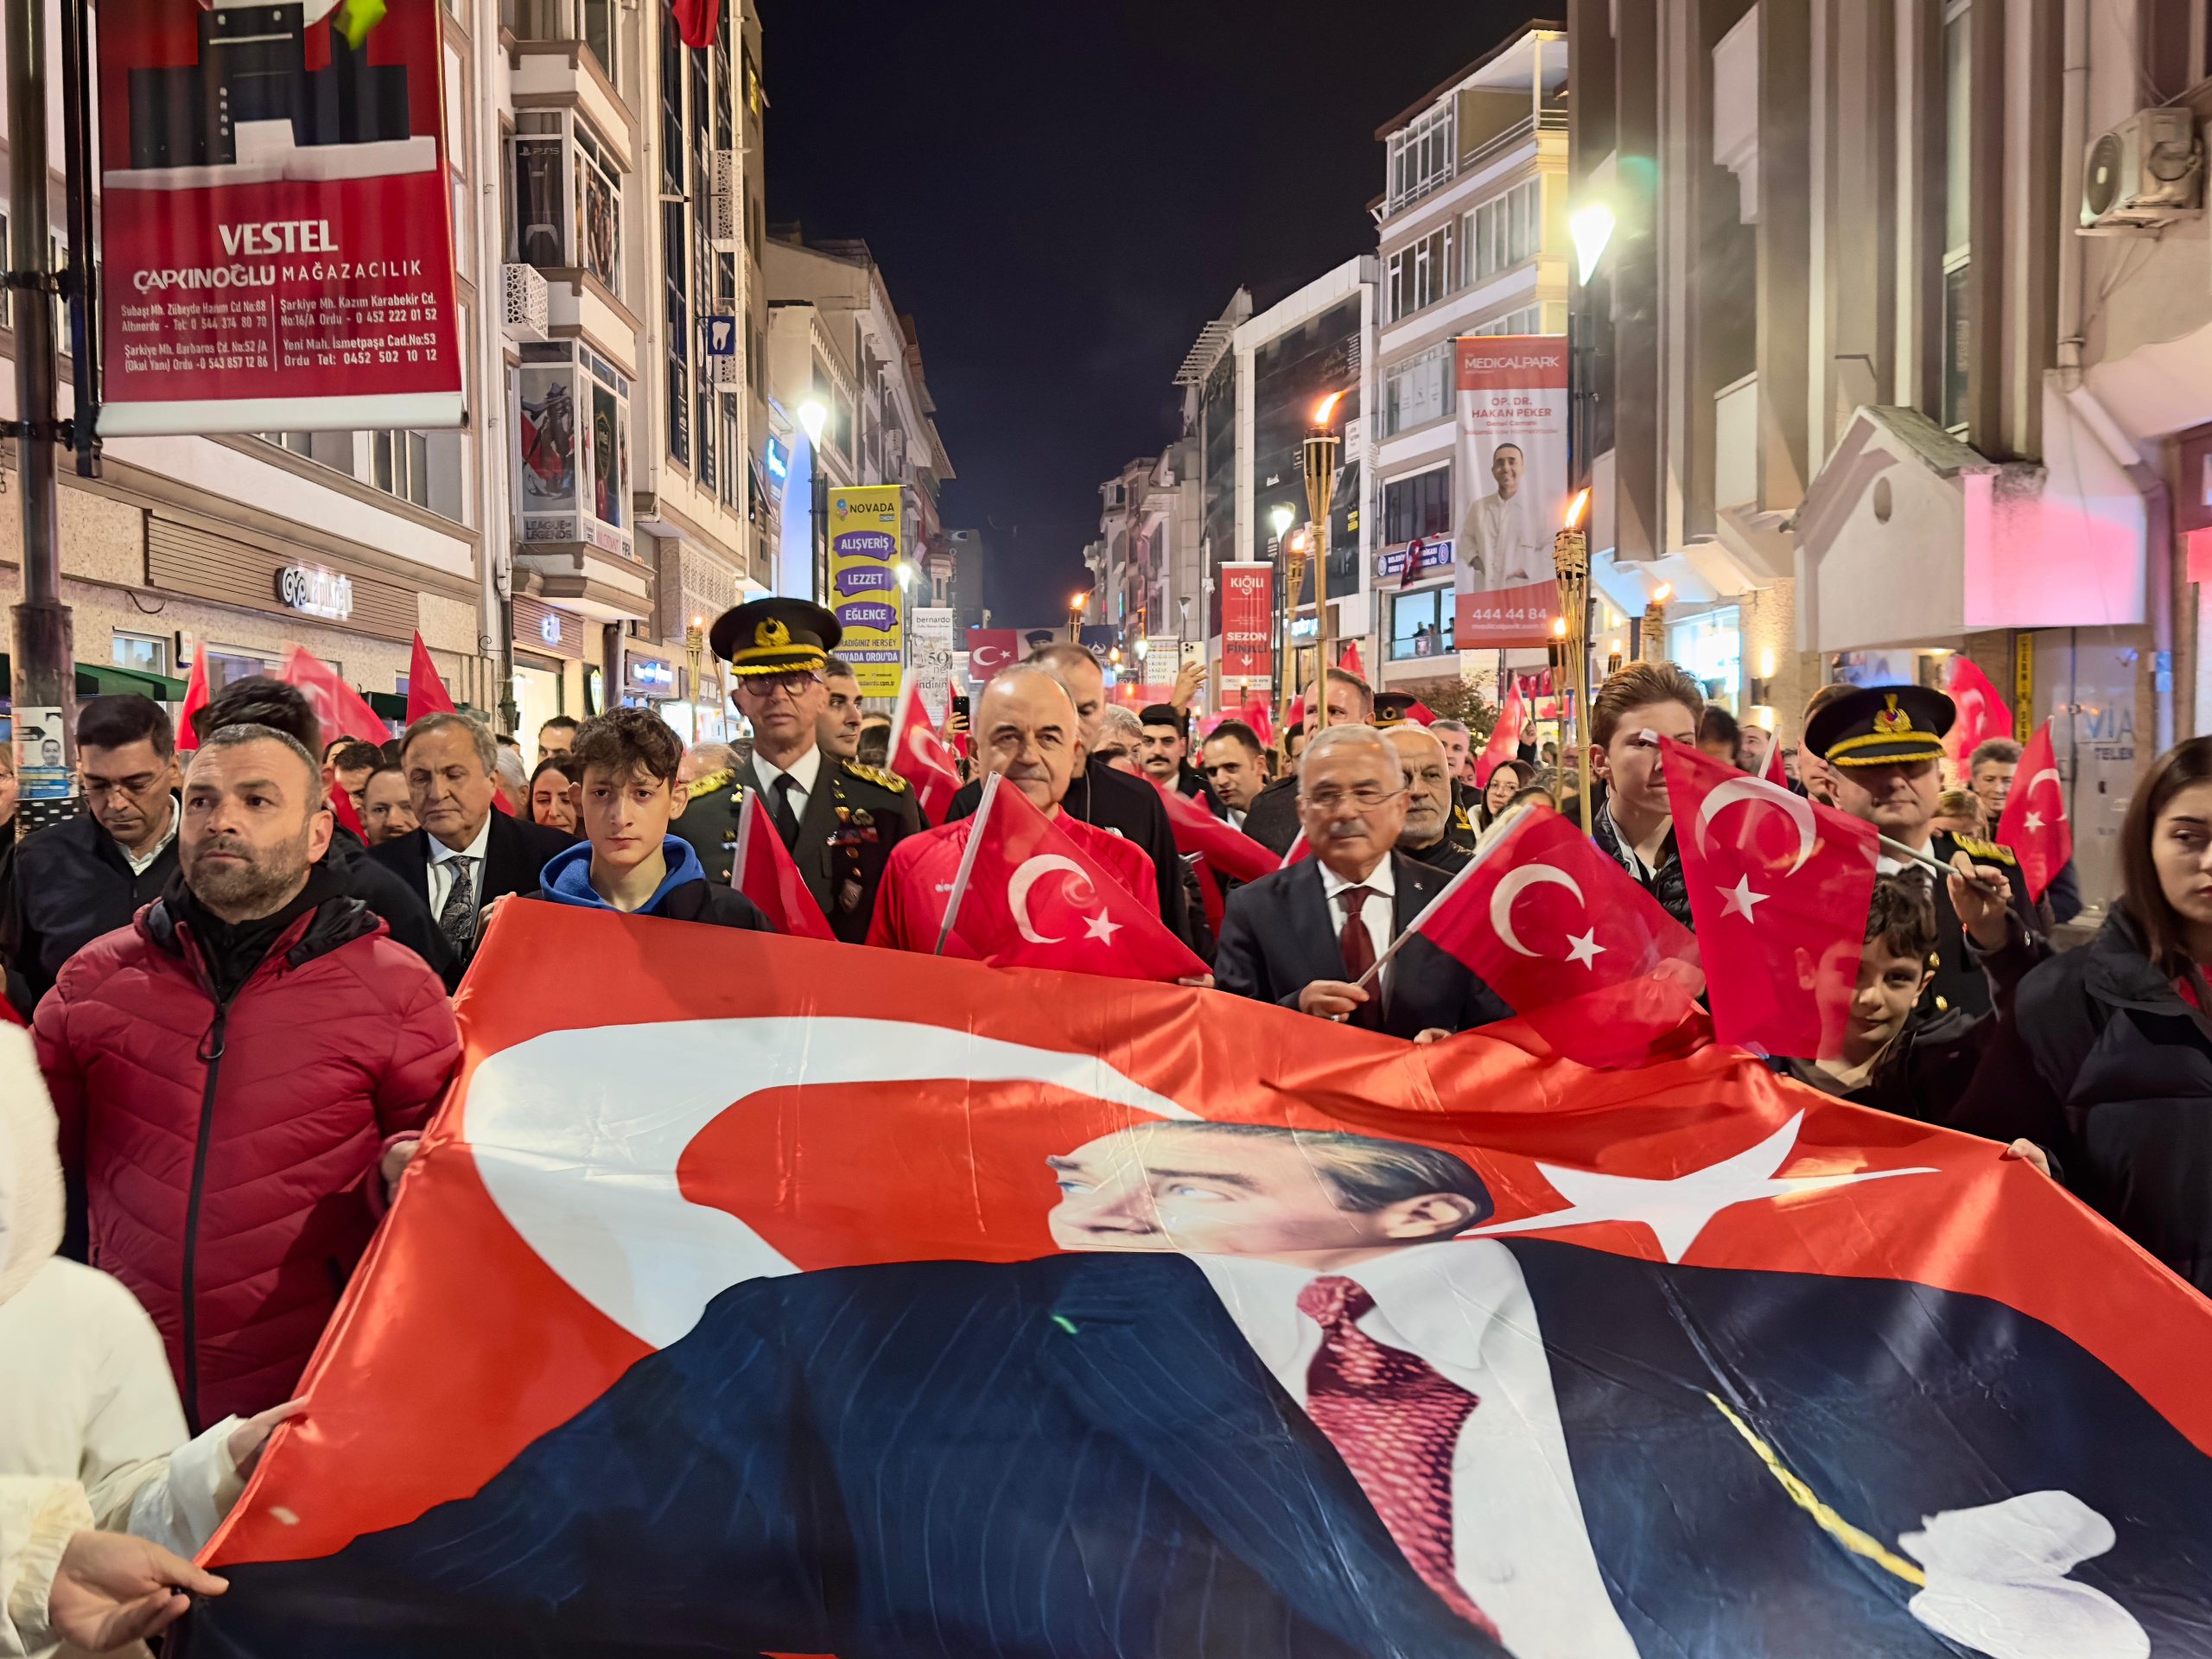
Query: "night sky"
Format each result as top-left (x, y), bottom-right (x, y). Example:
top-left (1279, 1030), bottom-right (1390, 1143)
top-left (763, 0), bottom-right (1530, 624)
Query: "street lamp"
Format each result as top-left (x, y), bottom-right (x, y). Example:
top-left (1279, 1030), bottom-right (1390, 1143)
top-left (1568, 203), bottom-right (1617, 285)
top-left (798, 399), bottom-right (830, 606)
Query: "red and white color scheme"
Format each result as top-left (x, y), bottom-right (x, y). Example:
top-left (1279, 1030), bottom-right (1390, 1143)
top-left (174, 652), bottom-right (211, 753)
top-left (1753, 730), bottom-right (1789, 788)
top-left (1475, 681), bottom-right (1528, 788)
top-left (1998, 721), bottom-right (2074, 903)
top-left (279, 645), bottom-right (390, 747)
top-left (1219, 563), bottom-right (1274, 682)
top-left (1408, 804), bottom-right (1703, 1068)
top-left (1663, 739), bottom-right (1881, 1059)
top-left (888, 682), bottom-right (963, 825)
top-left (1338, 642), bottom-right (1366, 681)
top-left (405, 632), bottom-right (457, 728)
top-left (964, 628), bottom-right (1022, 680)
top-left (94, 0), bottom-right (464, 436)
top-left (1157, 780), bottom-right (1279, 931)
top-left (1942, 656), bottom-right (2013, 770)
top-left (1453, 335), bottom-right (1567, 650)
top-left (731, 791), bottom-right (836, 942)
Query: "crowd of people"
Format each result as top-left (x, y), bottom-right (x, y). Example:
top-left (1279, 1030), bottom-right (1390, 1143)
top-left (2, 588), bottom-right (2207, 1651)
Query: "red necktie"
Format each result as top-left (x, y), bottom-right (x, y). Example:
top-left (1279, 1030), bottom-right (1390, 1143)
top-left (1336, 886), bottom-right (1383, 1030)
top-left (1297, 1274), bottom-right (1499, 1638)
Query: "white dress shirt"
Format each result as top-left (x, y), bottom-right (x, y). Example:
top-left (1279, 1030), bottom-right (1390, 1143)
top-left (752, 743), bottom-right (823, 828)
top-left (426, 815), bottom-right (493, 918)
top-left (1319, 855), bottom-right (1395, 989)
top-left (1458, 489), bottom-right (1546, 590)
top-left (1192, 1243), bottom-right (1640, 1659)
top-left (122, 798), bottom-right (180, 876)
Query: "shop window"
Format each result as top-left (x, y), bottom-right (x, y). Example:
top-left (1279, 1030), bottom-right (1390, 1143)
top-left (514, 340), bottom-right (632, 559)
top-left (1668, 607), bottom-right (1742, 710)
top-left (1382, 467), bottom-right (1452, 546)
top-left (1389, 588), bottom-right (1455, 661)
top-left (204, 649), bottom-right (282, 696)
top-left (111, 632), bottom-right (170, 678)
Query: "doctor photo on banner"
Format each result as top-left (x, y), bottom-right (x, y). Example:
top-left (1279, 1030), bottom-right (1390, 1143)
top-left (1452, 335), bottom-right (1571, 650)
top-left (1456, 439), bottom-right (1549, 592)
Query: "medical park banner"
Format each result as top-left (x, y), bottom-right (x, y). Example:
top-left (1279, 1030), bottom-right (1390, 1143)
top-left (94, 0), bottom-right (464, 436)
top-left (1454, 335), bottom-right (1568, 649)
top-left (830, 485), bottom-right (904, 698)
top-left (189, 902), bottom-right (2212, 1659)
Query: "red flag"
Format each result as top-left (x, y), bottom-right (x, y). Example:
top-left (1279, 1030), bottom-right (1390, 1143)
top-left (1943, 656), bottom-right (2012, 768)
top-left (1754, 730), bottom-right (1789, 788)
top-left (1154, 781), bottom-right (1277, 885)
top-left (1663, 738), bottom-right (1880, 1059)
top-left (327, 781), bottom-right (367, 842)
top-left (1476, 682), bottom-right (1527, 787)
top-left (940, 775), bottom-right (1207, 982)
top-left (1410, 803), bottom-right (1705, 1066)
top-left (889, 682), bottom-right (962, 825)
top-left (733, 790), bottom-right (836, 942)
top-left (175, 653), bottom-right (210, 753)
top-left (1996, 719), bottom-right (2073, 902)
top-left (278, 645), bottom-right (390, 748)
top-left (1239, 696), bottom-right (1274, 747)
top-left (1405, 700), bottom-right (1438, 728)
top-left (1338, 642), bottom-right (1364, 680)
top-left (1279, 829), bottom-right (1312, 868)
top-left (668, 0), bottom-right (719, 48)
top-left (406, 633), bottom-right (457, 728)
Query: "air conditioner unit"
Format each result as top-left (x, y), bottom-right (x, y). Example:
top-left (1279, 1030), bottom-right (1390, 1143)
top-left (500, 263), bottom-right (549, 341)
top-left (2081, 109), bottom-right (2202, 231)
top-left (711, 148), bottom-right (740, 251)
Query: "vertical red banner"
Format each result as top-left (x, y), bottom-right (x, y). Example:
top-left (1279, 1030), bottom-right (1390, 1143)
top-left (93, 0), bottom-right (465, 436)
top-left (1219, 562), bottom-right (1274, 680)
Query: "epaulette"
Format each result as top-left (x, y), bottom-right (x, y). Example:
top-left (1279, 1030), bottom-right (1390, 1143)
top-left (1452, 803), bottom-right (1473, 830)
top-left (843, 760), bottom-right (908, 793)
top-left (1950, 834), bottom-right (2018, 865)
top-left (686, 768), bottom-right (736, 801)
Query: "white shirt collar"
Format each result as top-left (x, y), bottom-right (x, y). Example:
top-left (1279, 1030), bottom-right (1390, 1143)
top-left (429, 814), bottom-right (493, 865)
top-left (753, 743), bottom-right (823, 797)
top-left (121, 798), bottom-right (180, 875)
top-left (1319, 854), bottom-right (1395, 901)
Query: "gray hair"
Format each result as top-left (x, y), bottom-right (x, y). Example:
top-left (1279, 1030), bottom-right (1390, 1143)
top-left (493, 746), bottom-right (530, 802)
top-left (1296, 723), bottom-right (1396, 792)
top-left (1095, 705), bottom-right (1145, 743)
top-left (1968, 737), bottom-right (2022, 770)
top-left (1430, 719), bottom-right (1471, 738)
top-left (401, 711), bottom-right (496, 774)
top-left (188, 721), bottom-right (322, 795)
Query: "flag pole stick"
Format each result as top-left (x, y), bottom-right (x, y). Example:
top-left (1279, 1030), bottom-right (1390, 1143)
top-left (936, 772), bottom-right (998, 956)
top-left (1352, 806), bottom-right (1523, 990)
top-left (733, 785), bottom-right (754, 882)
top-left (1877, 832), bottom-right (2006, 897)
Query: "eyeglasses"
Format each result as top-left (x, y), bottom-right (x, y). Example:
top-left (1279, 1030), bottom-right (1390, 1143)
top-left (80, 772), bottom-right (165, 801)
top-left (1303, 785), bottom-right (1406, 813)
top-left (737, 671), bottom-right (823, 700)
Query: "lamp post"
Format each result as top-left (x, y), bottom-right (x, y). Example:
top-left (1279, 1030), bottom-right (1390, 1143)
top-left (798, 398), bottom-right (829, 607)
top-left (1302, 393), bottom-right (1344, 729)
top-left (1553, 488), bottom-right (1593, 835)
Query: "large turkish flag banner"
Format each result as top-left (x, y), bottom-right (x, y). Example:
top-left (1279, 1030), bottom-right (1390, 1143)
top-left (188, 906), bottom-right (2212, 1659)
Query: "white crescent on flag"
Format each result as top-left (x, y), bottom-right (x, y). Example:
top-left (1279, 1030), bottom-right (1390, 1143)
top-left (1008, 855), bottom-right (1091, 944)
top-left (1489, 862), bottom-right (1586, 957)
top-left (1695, 776), bottom-right (1819, 876)
top-left (2027, 766), bottom-right (2067, 819)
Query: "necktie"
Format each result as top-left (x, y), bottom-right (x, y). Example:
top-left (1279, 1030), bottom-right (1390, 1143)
top-left (1337, 886), bottom-right (1383, 1030)
top-left (437, 855), bottom-right (479, 960)
top-left (771, 773), bottom-right (802, 850)
top-left (1297, 1275), bottom-right (1498, 1638)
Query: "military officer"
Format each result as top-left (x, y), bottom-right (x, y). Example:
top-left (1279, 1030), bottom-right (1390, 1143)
top-left (670, 744), bottom-right (744, 884)
top-left (1375, 692), bottom-right (1477, 850)
top-left (1805, 683), bottom-right (2046, 1019)
top-left (707, 596), bottom-right (922, 942)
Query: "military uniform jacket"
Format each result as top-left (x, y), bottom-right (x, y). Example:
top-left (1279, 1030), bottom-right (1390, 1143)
top-left (670, 752), bottom-right (924, 943)
top-left (1912, 830), bottom-right (2049, 1020)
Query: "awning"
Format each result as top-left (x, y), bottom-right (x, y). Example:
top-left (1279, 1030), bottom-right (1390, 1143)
top-left (0, 655), bottom-right (189, 701)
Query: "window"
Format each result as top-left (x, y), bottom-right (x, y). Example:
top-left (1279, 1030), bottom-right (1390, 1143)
top-left (581, 0), bottom-right (614, 83)
top-left (1388, 103), bottom-right (1456, 211)
top-left (661, 22), bottom-right (689, 467)
top-left (1941, 0), bottom-right (1972, 431)
top-left (203, 649), bottom-right (281, 696)
top-left (1389, 588), bottom-right (1455, 661)
top-left (1464, 179), bottom-right (1541, 284)
top-left (1471, 305), bottom-right (1544, 337)
top-left (514, 340), bottom-right (631, 556)
top-left (508, 111), bottom-right (621, 298)
top-left (1382, 467), bottom-right (1452, 546)
top-left (573, 120), bottom-right (622, 296)
top-left (372, 430), bottom-right (431, 510)
top-left (1385, 223), bottom-right (1454, 321)
top-left (111, 632), bottom-right (170, 678)
top-left (1379, 342), bottom-right (1451, 437)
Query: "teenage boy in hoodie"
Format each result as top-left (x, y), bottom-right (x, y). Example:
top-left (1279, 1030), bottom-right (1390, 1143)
top-left (530, 709), bottom-right (773, 931)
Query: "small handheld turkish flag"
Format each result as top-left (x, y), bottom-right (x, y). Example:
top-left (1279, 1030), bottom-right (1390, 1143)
top-left (1998, 720), bottom-right (2072, 902)
top-left (1943, 656), bottom-right (2012, 769)
top-left (1280, 830), bottom-right (1313, 868)
top-left (1410, 804), bottom-right (1705, 1066)
top-left (1156, 782), bottom-right (1277, 885)
top-left (733, 791), bottom-right (836, 942)
top-left (1477, 682), bottom-right (1527, 787)
top-left (1663, 738), bottom-right (1880, 1060)
top-left (280, 645), bottom-right (390, 747)
top-left (406, 632), bottom-right (458, 728)
top-left (940, 775), bottom-right (1208, 982)
top-left (889, 682), bottom-right (963, 825)
top-left (1755, 731), bottom-right (1789, 789)
top-left (175, 653), bottom-right (210, 753)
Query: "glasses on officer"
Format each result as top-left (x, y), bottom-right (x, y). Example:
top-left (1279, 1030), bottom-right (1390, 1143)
top-left (1302, 783), bottom-right (1407, 814)
top-left (735, 671), bottom-right (822, 701)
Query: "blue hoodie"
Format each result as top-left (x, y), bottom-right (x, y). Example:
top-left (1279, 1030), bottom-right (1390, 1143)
top-left (537, 835), bottom-right (706, 916)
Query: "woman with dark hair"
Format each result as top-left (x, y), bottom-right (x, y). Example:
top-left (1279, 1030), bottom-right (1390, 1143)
top-left (1955, 737), bottom-right (2212, 1292)
top-left (1475, 757), bottom-right (1533, 830)
top-left (527, 755), bottom-right (582, 836)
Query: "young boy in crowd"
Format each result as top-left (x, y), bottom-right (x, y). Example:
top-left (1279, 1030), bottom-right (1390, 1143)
top-left (529, 709), bottom-right (772, 931)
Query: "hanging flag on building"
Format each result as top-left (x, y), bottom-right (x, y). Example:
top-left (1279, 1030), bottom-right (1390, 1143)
top-left (1997, 720), bottom-right (2074, 903)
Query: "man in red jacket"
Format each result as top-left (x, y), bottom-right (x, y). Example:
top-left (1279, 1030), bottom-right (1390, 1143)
top-left (35, 722), bottom-right (461, 1431)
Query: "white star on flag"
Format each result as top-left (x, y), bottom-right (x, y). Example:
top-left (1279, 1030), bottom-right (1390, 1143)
top-left (1719, 874), bottom-right (1767, 920)
top-left (1471, 1112), bottom-right (1938, 1263)
top-left (1083, 912), bottom-right (1122, 944)
top-left (1564, 928), bottom-right (1605, 969)
top-left (2024, 811), bottom-right (2044, 833)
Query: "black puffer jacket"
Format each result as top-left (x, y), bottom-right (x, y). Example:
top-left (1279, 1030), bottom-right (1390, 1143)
top-left (1954, 907), bottom-right (2212, 1294)
top-left (1588, 794), bottom-right (1694, 933)
top-left (0, 803), bottom-right (179, 1011)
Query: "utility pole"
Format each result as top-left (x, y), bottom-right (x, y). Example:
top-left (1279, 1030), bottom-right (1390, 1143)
top-left (7, 0), bottom-right (77, 830)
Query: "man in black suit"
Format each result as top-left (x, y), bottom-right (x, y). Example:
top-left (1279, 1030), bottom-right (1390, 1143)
top-left (1387, 723), bottom-right (1469, 878)
top-left (192, 1122), bottom-right (2206, 1659)
top-left (1215, 725), bottom-right (1506, 1040)
top-left (369, 712), bottom-right (573, 988)
top-left (1242, 669), bottom-right (1373, 854)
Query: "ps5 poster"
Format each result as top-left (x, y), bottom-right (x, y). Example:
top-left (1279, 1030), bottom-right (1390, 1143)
top-left (95, 0), bottom-right (465, 435)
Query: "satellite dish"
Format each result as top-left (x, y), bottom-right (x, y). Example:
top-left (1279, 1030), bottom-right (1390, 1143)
top-left (2084, 132), bottom-right (2124, 219)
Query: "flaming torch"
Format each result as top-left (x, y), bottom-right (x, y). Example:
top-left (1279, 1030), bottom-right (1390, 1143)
top-left (1554, 488), bottom-right (1593, 832)
top-left (1303, 392), bottom-right (1344, 728)
top-left (1640, 581), bottom-right (1672, 662)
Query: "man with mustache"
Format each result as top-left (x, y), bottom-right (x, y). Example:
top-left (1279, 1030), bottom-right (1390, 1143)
top-left (1213, 725), bottom-right (1508, 1040)
top-left (868, 666), bottom-right (1158, 955)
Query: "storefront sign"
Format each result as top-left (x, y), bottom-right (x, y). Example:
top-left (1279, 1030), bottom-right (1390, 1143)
top-left (93, 0), bottom-right (463, 437)
top-left (1376, 537), bottom-right (1453, 583)
top-left (625, 651), bottom-right (675, 697)
top-left (512, 596), bottom-right (582, 659)
top-left (1220, 563), bottom-right (1273, 680)
top-left (276, 562), bottom-right (355, 620)
top-left (1453, 336), bottom-right (1567, 649)
top-left (829, 485), bottom-right (904, 698)
top-left (910, 608), bottom-right (956, 728)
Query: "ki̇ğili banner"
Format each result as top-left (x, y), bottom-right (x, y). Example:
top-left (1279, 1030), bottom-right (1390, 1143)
top-left (1454, 336), bottom-right (1567, 650)
top-left (830, 485), bottom-right (905, 699)
top-left (188, 901), bottom-right (2212, 1659)
top-left (1220, 561), bottom-right (1274, 682)
top-left (94, 0), bottom-right (465, 436)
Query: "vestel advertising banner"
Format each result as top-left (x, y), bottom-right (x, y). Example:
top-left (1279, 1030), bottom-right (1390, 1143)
top-left (830, 485), bottom-right (904, 698)
top-left (1454, 335), bottom-right (1568, 649)
top-left (1219, 562), bottom-right (1273, 681)
top-left (95, 0), bottom-right (464, 436)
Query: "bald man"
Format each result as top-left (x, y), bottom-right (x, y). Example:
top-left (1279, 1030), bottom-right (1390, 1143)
top-left (1388, 724), bottom-right (1468, 877)
top-left (867, 668), bottom-right (1160, 957)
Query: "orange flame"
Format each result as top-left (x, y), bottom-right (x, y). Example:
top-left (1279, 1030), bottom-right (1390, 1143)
top-left (1550, 615), bottom-right (1567, 638)
top-left (1313, 391), bottom-right (1344, 426)
top-left (1651, 582), bottom-right (1673, 604)
top-left (1563, 487), bottom-right (1591, 530)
